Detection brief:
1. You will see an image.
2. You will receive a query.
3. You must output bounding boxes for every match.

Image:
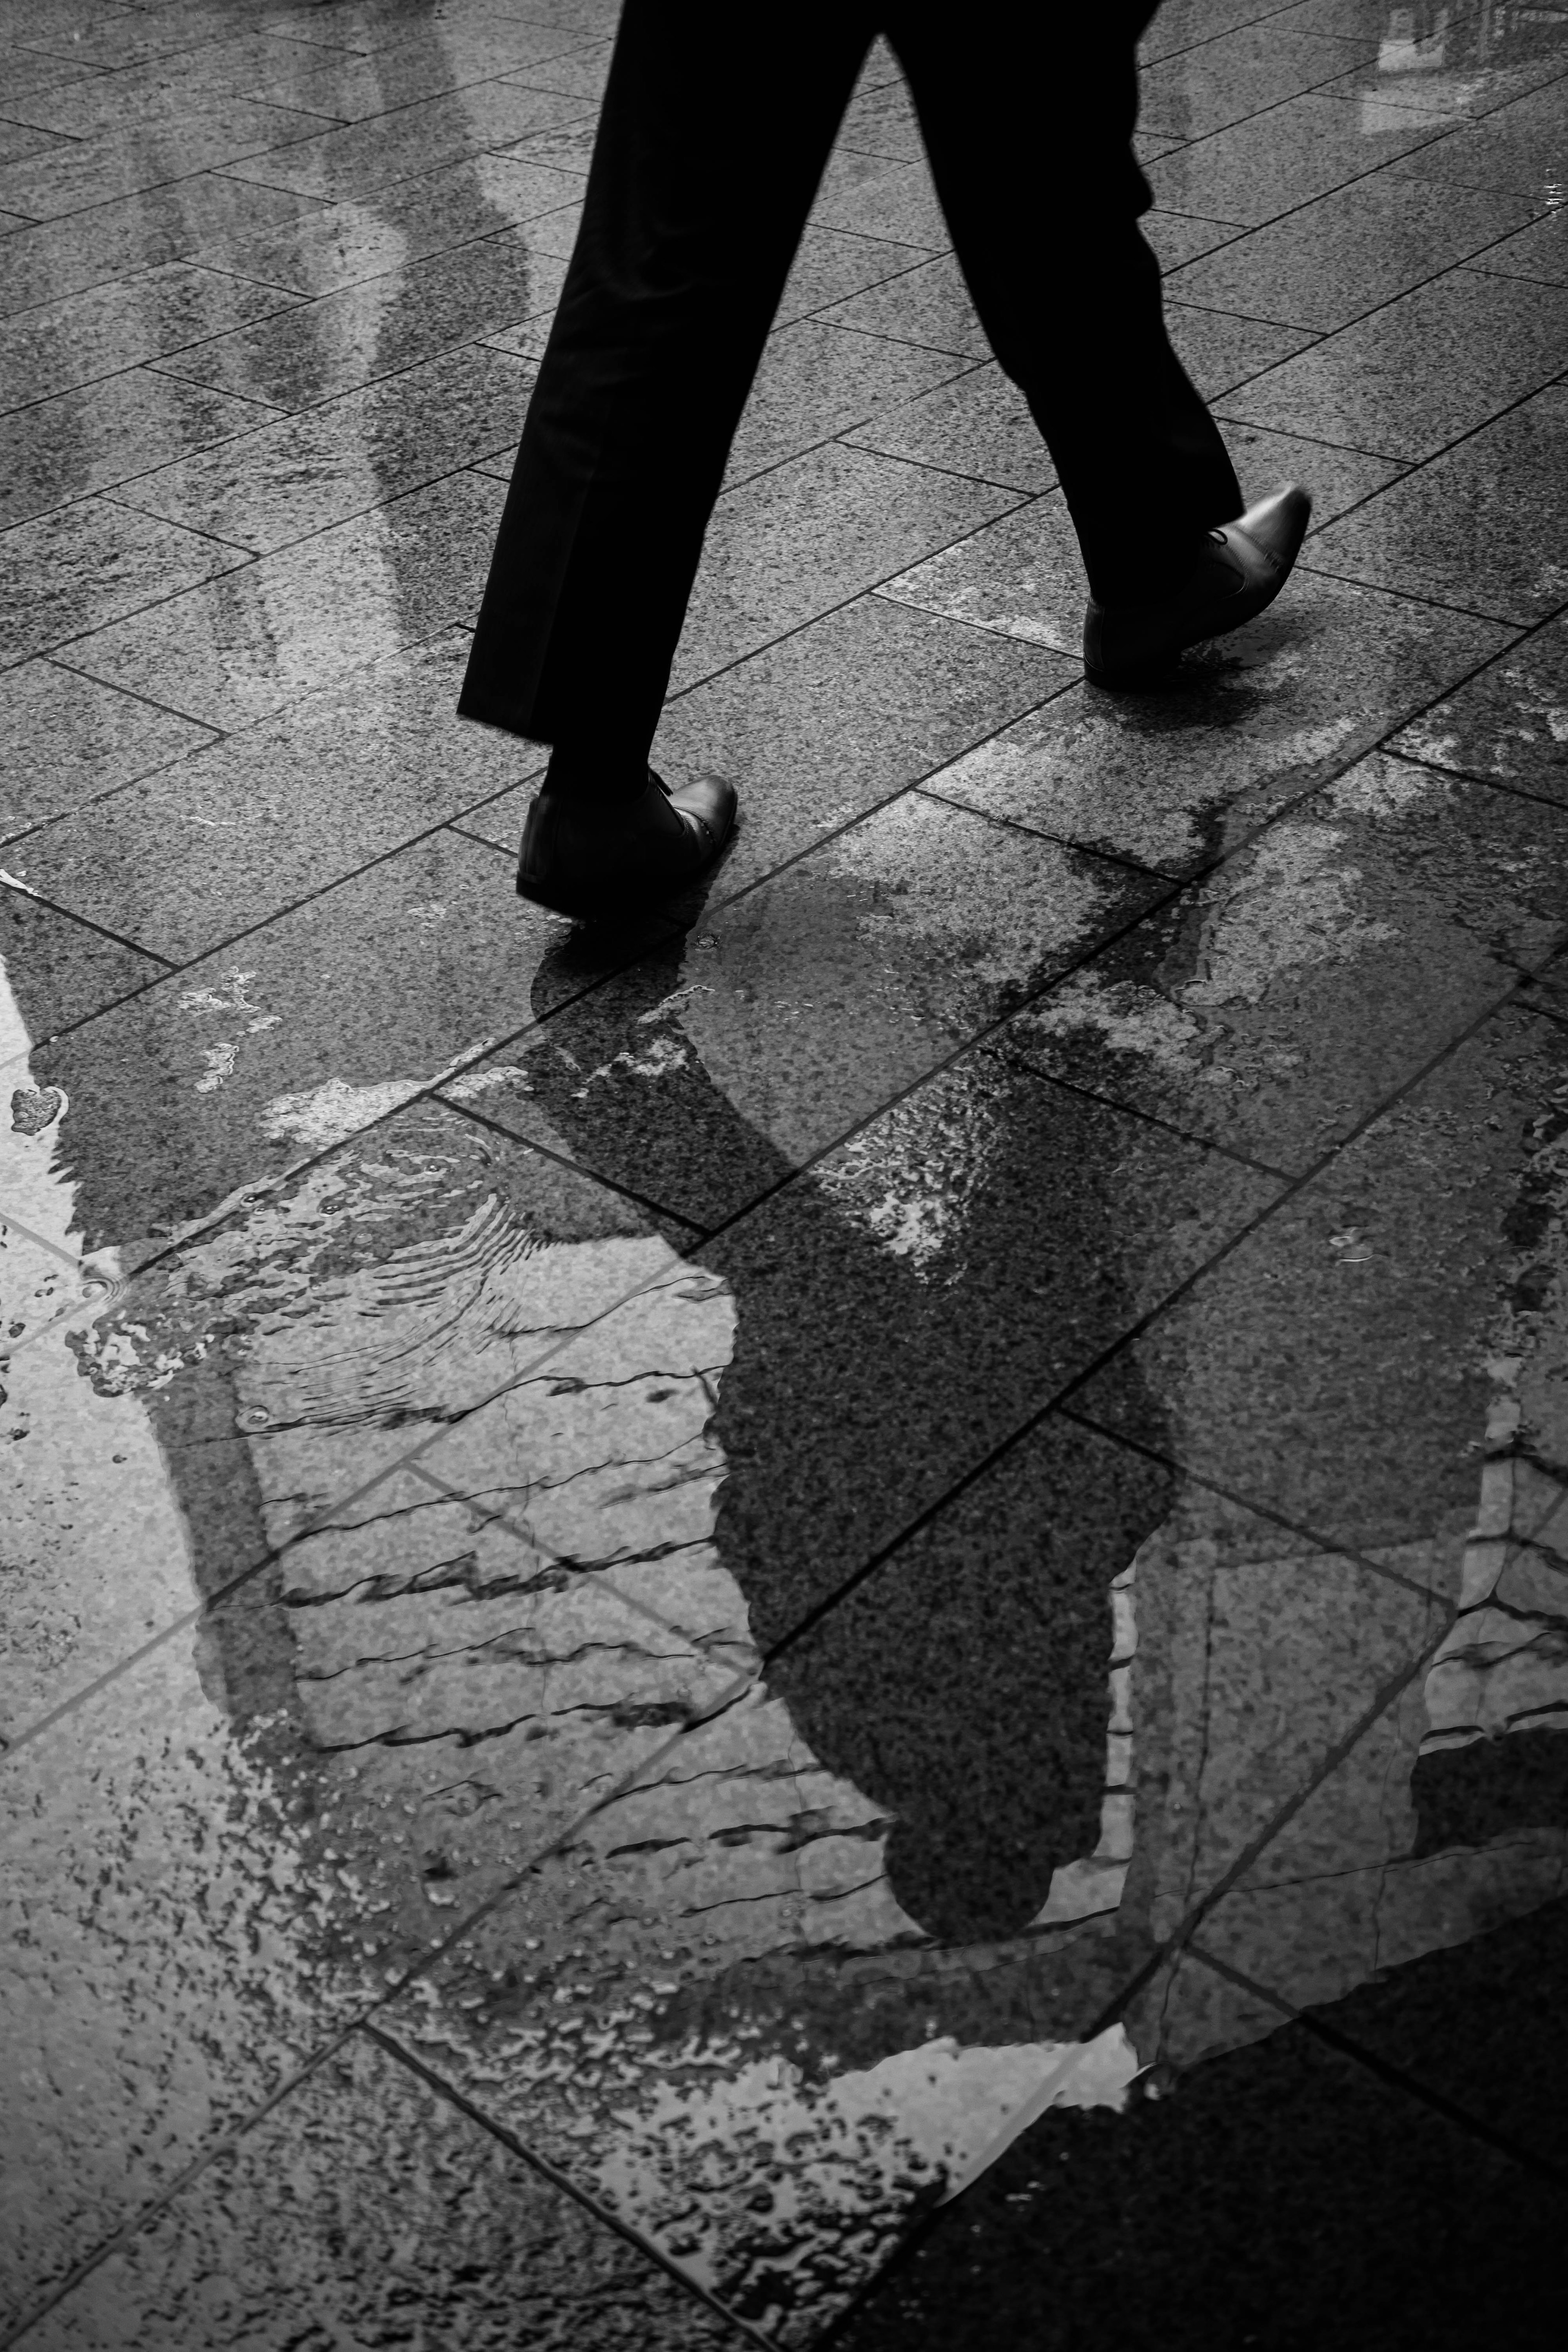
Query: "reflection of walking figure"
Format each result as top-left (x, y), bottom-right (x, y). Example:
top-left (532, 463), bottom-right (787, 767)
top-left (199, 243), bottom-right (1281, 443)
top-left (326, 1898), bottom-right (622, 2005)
top-left (458, 0), bottom-right (1310, 915)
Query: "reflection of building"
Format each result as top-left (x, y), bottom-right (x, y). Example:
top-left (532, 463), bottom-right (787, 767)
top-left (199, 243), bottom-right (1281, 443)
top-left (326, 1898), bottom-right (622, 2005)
top-left (1364, 0), bottom-right (1568, 132)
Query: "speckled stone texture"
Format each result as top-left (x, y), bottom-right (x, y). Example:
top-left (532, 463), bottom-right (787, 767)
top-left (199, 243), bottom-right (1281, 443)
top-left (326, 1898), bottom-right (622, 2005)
top-left (5, 0), bottom-right (1568, 2344)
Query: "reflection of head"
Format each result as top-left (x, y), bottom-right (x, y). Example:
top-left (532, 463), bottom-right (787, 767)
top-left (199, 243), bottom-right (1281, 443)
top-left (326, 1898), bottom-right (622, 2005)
top-left (524, 928), bottom-right (1178, 1940)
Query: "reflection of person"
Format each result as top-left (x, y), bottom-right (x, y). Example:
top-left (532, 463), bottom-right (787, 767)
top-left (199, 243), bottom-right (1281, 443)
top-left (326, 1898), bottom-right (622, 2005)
top-left (457, 0), bottom-right (1310, 917)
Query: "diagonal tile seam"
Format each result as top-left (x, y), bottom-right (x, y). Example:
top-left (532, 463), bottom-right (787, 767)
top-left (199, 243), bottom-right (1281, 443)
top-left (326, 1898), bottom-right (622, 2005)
top-left (1185, 1940), bottom-right (1568, 2188)
top-left (1164, 194), bottom-right (1568, 343)
top-left (164, 204), bottom-right (582, 313)
top-left (360, 2023), bottom-right (775, 2351)
top-left (0, 96), bottom-right (352, 213)
top-left (978, 1042), bottom-right (1296, 1181)
top-left (0, 1653), bottom-right (772, 2340)
top-left (3, 708), bottom-right (1558, 1755)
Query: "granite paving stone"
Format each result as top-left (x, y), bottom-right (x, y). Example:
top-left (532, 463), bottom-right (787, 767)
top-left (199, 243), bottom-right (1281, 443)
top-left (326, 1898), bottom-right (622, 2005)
top-left (806, 147), bottom-right (950, 249)
top-left (0, 1191), bottom-right (742, 2322)
top-left (154, 222), bottom-right (573, 410)
top-left (194, 146), bottom-right (589, 299)
top-left (222, 19), bottom-right (599, 127)
top-left (116, 343), bottom-right (535, 553)
top-left (222, 80), bottom-right (595, 205)
top-left (1303, 381), bottom-right (1568, 625)
top-left (918, 576), bottom-right (1510, 876)
top-left (1, 368), bottom-right (275, 533)
top-left (1166, 171), bottom-right (1541, 332)
top-left (668, 442), bottom-right (1024, 695)
top-left (0, 658), bottom-right (215, 842)
top-left (0, 94), bottom-right (337, 221)
top-left (1073, 1006), bottom-right (1568, 1581)
top-left (1138, 207), bottom-right (1249, 271)
top-left (501, 37), bottom-right (615, 103)
top-left (813, 250), bottom-right (989, 356)
top-left (835, 75), bottom-right (925, 163)
top-left (439, 789), bottom-right (1170, 1230)
top-left (1390, 73), bottom-right (1568, 198)
top-left (1388, 614), bottom-right (1568, 802)
top-left (771, 223), bottom-right (932, 327)
top-left (4, 32), bottom-right (363, 137)
top-left (0, 119), bottom-right (73, 169)
top-left (24, 2032), bottom-right (743, 2351)
top-left (0, 174), bottom-right (331, 315)
top-left (833, 1984), bottom-right (1568, 2352)
top-left (719, 320), bottom-right (970, 487)
top-left (458, 590), bottom-right (1077, 898)
top-left (57, 468), bottom-right (501, 730)
top-left (0, 258), bottom-right (302, 415)
top-left (1207, 416), bottom-right (1406, 520)
top-left (0, 883), bottom-right (165, 1042)
top-left (0, 47), bottom-right (107, 103)
top-left (993, 753), bottom-right (1568, 1175)
top-left (1471, 202), bottom-right (1568, 286)
top-left (1146, 89), bottom-right (1451, 226)
top-left (13, 630), bottom-right (526, 961)
top-left (0, 495), bottom-right (250, 671)
top-left (1139, 0), bottom-right (1328, 66)
top-left (499, 116), bottom-right (601, 178)
top-left (1138, 22), bottom-right (1370, 140)
top-left (1224, 266), bottom-right (1568, 462)
top-left (844, 360), bottom-right (1058, 493)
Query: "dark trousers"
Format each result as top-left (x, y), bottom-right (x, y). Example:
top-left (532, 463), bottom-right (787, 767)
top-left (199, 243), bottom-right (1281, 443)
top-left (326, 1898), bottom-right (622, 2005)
top-left (457, 0), bottom-right (1241, 752)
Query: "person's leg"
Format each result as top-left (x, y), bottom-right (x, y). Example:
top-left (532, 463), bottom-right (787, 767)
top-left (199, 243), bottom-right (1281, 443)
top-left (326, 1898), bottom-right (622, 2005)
top-left (458, 0), bottom-right (875, 798)
top-left (886, 2), bottom-right (1242, 609)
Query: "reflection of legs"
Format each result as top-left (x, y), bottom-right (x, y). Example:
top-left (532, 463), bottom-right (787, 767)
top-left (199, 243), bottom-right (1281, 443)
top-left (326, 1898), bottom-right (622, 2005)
top-left (889, 1), bottom-right (1241, 606)
top-left (459, 0), bottom-right (875, 771)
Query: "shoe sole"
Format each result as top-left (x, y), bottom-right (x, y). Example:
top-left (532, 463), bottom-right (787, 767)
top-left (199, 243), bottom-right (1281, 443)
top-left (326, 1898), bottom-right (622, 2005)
top-left (516, 811), bottom-right (735, 921)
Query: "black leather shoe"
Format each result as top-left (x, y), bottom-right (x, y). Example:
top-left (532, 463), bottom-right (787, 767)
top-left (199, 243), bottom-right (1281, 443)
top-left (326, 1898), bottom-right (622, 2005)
top-left (516, 768), bottom-right (737, 918)
top-left (1083, 484), bottom-right (1312, 687)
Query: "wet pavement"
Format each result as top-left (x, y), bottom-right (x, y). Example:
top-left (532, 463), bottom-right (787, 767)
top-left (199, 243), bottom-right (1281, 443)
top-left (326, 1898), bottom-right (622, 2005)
top-left (3, 0), bottom-right (1568, 2344)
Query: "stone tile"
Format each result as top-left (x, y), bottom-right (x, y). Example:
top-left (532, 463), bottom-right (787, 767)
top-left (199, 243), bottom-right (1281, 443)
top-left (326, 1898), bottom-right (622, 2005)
top-left (720, 320), bottom-right (969, 487)
top-left (227, 18), bottom-right (598, 128)
top-left (0, 661), bottom-right (215, 842)
top-left (836, 76), bottom-right (924, 163)
top-left (0, 96), bottom-right (335, 222)
top-left (1225, 267), bottom-right (1568, 462)
top-left (0, 49), bottom-right (107, 105)
top-left (806, 147), bottom-right (949, 248)
top-left (0, 120), bottom-right (72, 169)
top-left (0, 497), bottom-right (249, 671)
top-left (19, 842), bottom-right (675, 1252)
top-left (0, 1195), bottom-right (742, 2323)
top-left (1388, 614), bottom-right (1568, 800)
top-left (669, 443), bottom-right (1023, 695)
top-left (1213, 416), bottom-right (1405, 520)
top-left (1321, 47), bottom-right (1568, 128)
top-left (1167, 172), bottom-right (1540, 332)
top-left (0, 882), bottom-right (164, 1039)
top-left (502, 37), bottom-right (615, 103)
top-left (499, 116), bottom-right (601, 178)
top-left (0, 174), bottom-right (330, 316)
top-left (884, 428), bottom-right (1343, 660)
top-left (1139, 23), bottom-right (1370, 140)
top-left (814, 250), bottom-right (989, 356)
top-left (0, 368), bottom-right (272, 534)
top-left (1140, 0), bottom-right (1324, 66)
top-left (1073, 1006), bottom-right (1568, 1576)
top-left (439, 792), bottom-right (1169, 1229)
top-left (1471, 203), bottom-right (1568, 287)
top-left (117, 344), bottom-right (533, 553)
top-left (1146, 90), bottom-right (1450, 227)
top-left (6, 33), bottom-right (354, 138)
top-left (0, 259), bottom-right (300, 416)
top-left (24, 2032), bottom-right (739, 2351)
top-left (832, 1981), bottom-right (1567, 2351)
top-left (1254, 1887), bottom-right (1568, 2178)
top-left (156, 225), bottom-right (568, 409)
top-left (58, 469), bottom-right (499, 730)
top-left (1302, 382), bottom-right (1568, 624)
top-left (1139, 208), bottom-right (1249, 272)
top-left (459, 591), bottom-right (1076, 897)
top-left (223, 80), bottom-right (593, 204)
top-left (14, 631), bottom-right (526, 960)
top-left (845, 360), bottom-right (1057, 493)
top-left (772, 223), bottom-right (931, 327)
top-left (995, 754), bottom-right (1568, 1175)
top-left (196, 147), bottom-right (585, 299)
top-left (1164, 298), bottom-right (1319, 396)
top-left (1390, 73), bottom-right (1568, 197)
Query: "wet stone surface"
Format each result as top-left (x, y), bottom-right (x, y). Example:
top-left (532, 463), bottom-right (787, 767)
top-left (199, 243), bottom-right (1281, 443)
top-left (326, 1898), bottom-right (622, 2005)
top-left (7, 1), bottom-right (1568, 2344)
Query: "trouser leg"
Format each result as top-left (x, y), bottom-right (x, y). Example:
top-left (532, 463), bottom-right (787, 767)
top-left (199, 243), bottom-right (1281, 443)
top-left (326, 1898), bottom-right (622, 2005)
top-left (888, 1), bottom-right (1241, 606)
top-left (457, 0), bottom-right (875, 753)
